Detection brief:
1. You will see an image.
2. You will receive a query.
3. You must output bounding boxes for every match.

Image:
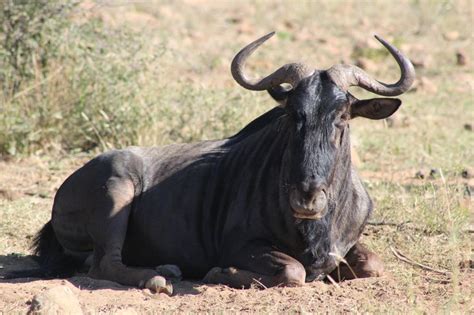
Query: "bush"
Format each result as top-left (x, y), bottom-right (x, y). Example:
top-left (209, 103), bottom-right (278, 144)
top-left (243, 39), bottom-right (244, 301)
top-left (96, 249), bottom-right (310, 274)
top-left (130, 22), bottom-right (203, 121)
top-left (0, 1), bottom-right (168, 155)
top-left (0, 2), bottom-right (266, 156)
top-left (0, 0), bottom-right (77, 96)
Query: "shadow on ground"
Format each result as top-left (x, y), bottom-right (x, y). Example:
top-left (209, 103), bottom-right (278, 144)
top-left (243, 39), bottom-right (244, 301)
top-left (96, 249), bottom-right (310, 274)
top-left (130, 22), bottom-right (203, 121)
top-left (0, 254), bottom-right (201, 295)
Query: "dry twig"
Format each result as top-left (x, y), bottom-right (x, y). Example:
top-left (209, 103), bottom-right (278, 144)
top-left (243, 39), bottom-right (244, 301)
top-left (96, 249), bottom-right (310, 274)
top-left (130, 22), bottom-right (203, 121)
top-left (390, 246), bottom-right (451, 276)
top-left (368, 220), bottom-right (411, 227)
top-left (329, 252), bottom-right (358, 280)
top-left (252, 278), bottom-right (268, 289)
top-left (325, 274), bottom-right (341, 288)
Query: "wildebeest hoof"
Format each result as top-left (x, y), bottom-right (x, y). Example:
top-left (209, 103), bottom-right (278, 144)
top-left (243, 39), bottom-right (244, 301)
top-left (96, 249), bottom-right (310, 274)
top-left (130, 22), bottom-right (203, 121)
top-left (144, 275), bottom-right (173, 295)
top-left (203, 266), bottom-right (238, 283)
top-left (155, 264), bottom-right (182, 281)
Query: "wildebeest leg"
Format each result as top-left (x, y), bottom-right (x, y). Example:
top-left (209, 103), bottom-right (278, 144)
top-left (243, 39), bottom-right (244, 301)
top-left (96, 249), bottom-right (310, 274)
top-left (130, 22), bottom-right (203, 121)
top-left (329, 242), bottom-right (384, 281)
top-left (204, 247), bottom-right (305, 289)
top-left (86, 177), bottom-right (172, 294)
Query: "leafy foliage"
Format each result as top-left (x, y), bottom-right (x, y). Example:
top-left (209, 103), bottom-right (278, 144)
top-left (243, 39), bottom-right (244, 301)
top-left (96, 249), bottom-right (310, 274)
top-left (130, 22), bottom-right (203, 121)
top-left (0, 0), bottom-right (77, 95)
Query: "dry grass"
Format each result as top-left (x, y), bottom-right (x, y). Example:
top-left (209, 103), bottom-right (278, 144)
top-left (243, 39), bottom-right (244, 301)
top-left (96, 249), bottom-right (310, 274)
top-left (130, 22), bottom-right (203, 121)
top-left (0, 0), bottom-right (473, 313)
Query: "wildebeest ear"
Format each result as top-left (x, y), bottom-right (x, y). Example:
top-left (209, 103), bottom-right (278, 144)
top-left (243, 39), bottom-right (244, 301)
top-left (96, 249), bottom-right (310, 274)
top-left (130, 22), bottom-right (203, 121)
top-left (267, 85), bottom-right (291, 105)
top-left (351, 98), bottom-right (401, 120)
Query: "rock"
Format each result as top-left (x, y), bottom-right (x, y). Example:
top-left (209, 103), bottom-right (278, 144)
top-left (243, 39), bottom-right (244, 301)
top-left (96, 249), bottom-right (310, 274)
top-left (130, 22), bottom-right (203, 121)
top-left (456, 50), bottom-right (468, 66)
top-left (283, 20), bottom-right (295, 29)
top-left (415, 171), bottom-right (424, 179)
top-left (28, 285), bottom-right (83, 315)
top-left (464, 123), bottom-right (473, 131)
top-left (459, 259), bottom-right (474, 270)
top-left (443, 31), bottom-right (459, 41)
top-left (461, 168), bottom-right (473, 179)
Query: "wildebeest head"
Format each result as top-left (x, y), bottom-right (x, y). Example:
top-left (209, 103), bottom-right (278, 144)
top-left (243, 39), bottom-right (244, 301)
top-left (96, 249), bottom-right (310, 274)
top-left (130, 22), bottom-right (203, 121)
top-left (231, 32), bottom-right (415, 220)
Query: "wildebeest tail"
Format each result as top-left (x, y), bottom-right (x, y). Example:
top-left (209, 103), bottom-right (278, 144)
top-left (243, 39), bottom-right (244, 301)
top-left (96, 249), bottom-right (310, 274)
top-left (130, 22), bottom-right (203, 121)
top-left (3, 221), bottom-right (85, 279)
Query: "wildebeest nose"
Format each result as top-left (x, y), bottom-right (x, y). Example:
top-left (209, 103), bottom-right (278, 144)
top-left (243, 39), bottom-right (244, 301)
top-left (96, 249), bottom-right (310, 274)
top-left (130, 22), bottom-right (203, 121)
top-left (300, 180), bottom-right (326, 201)
top-left (289, 180), bottom-right (328, 214)
top-left (289, 181), bottom-right (328, 219)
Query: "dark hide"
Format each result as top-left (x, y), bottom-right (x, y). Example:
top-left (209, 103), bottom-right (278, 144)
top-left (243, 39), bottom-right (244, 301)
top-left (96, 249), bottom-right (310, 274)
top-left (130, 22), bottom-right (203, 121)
top-left (10, 70), bottom-right (395, 290)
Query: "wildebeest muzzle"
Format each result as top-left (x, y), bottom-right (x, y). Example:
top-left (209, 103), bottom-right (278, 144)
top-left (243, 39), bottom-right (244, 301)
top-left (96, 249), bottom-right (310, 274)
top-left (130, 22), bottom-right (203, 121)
top-left (289, 180), bottom-right (328, 220)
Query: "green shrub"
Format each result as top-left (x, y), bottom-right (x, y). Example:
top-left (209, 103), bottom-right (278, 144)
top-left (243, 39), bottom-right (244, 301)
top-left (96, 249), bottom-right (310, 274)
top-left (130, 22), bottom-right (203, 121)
top-left (0, 0), bottom-right (77, 96)
top-left (0, 1), bottom-right (163, 155)
top-left (0, 3), bottom-right (267, 156)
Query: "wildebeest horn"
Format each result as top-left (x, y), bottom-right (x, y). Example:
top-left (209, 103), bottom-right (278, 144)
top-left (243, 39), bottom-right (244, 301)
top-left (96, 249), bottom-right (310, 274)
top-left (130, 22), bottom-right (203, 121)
top-left (327, 35), bottom-right (415, 96)
top-left (231, 32), bottom-right (314, 91)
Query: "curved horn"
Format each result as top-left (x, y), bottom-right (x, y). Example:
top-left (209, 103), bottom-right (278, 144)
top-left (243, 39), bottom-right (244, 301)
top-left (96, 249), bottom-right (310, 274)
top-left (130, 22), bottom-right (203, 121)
top-left (231, 32), bottom-right (314, 91)
top-left (327, 35), bottom-right (415, 96)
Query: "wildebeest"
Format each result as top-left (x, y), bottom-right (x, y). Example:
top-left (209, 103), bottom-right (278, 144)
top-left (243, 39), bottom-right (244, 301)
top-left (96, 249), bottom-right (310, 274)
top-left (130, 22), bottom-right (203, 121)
top-left (11, 32), bottom-right (414, 295)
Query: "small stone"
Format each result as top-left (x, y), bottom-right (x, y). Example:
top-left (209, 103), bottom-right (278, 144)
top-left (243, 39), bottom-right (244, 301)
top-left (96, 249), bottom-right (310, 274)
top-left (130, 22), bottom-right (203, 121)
top-left (461, 168), bottom-right (472, 179)
top-left (415, 171), bottom-right (424, 179)
top-left (28, 285), bottom-right (83, 315)
top-left (463, 123), bottom-right (472, 131)
top-left (283, 20), bottom-right (295, 29)
top-left (443, 31), bottom-right (459, 41)
top-left (459, 259), bottom-right (474, 270)
top-left (456, 50), bottom-right (467, 66)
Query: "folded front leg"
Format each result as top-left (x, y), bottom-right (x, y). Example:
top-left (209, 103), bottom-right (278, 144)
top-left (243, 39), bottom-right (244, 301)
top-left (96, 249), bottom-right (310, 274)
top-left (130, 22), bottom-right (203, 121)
top-left (329, 242), bottom-right (384, 281)
top-left (203, 245), bottom-right (305, 289)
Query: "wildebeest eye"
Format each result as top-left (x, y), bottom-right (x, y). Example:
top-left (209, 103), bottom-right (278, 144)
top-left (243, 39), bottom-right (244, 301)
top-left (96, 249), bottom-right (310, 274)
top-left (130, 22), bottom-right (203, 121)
top-left (335, 113), bottom-right (349, 129)
top-left (340, 113), bottom-right (350, 121)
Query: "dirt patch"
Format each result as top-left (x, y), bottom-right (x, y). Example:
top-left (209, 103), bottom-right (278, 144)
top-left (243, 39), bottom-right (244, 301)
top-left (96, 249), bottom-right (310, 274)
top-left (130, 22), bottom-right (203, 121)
top-left (0, 210), bottom-right (472, 313)
top-left (0, 275), bottom-right (443, 314)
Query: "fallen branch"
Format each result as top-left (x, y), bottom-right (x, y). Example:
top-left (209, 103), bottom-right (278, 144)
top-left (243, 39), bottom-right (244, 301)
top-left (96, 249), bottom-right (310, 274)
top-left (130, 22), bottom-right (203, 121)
top-left (390, 246), bottom-right (451, 276)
